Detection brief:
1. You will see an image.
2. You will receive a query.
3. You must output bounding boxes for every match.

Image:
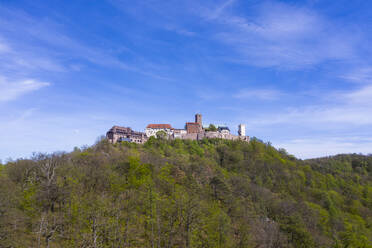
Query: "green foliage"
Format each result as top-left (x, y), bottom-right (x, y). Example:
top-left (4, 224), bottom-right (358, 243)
top-left (205, 124), bottom-right (217, 132)
top-left (0, 139), bottom-right (371, 247)
top-left (281, 215), bottom-right (315, 248)
top-left (338, 222), bottom-right (372, 248)
top-left (19, 182), bottom-right (37, 216)
top-left (156, 130), bottom-right (167, 139)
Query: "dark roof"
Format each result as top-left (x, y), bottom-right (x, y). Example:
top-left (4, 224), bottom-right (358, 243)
top-left (218, 126), bottom-right (230, 131)
top-left (108, 126), bottom-right (145, 135)
top-left (110, 126), bottom-right (132, 133)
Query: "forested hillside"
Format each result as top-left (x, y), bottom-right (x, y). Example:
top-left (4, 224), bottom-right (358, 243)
top-left (0, 138), bottom-right (371, 248)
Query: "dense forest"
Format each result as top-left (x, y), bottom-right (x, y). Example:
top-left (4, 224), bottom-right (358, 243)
top-left (0, 137), bottom-right (371, 248)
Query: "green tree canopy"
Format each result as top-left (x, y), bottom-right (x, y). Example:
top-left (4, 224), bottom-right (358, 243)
top-left (0, 139), bottom-right (371, 247)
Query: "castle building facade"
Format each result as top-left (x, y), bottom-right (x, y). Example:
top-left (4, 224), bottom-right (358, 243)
top-left (106, 114), bottom-right (250, 144)
top-left (186, 122), bottom-right (201, 134)
top-left (106, 126), bottom-right (147, 144)
top-left (145, 124), bottom-right (174, 137)
top-left (185, 113), bottom-right (203, 134)
top-left (173, 129), bottom-right (187, 138)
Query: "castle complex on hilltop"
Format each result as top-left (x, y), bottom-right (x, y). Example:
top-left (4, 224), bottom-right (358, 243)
top-left (106, 114), bottom-right (250, 144)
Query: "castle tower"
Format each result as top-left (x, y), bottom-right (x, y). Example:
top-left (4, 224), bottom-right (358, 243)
top-left (238, 124), bottom-right (246, 136)
top-left (195, 114), bottom-right (202, 126)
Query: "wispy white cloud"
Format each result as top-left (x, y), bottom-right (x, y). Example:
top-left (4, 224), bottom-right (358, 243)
top-left (164, 24), bottom-right (196, 36)
top-left (0, 36), bottom-right (65, 74)
top-left (205, 0), bottom-right (236, 20)
top-left (234, 88), bottom-right (284, 100)
top-left (0, 7), bottom-right (171, 80)
top-left (344, 85), bottom-right (372, 104)
top-left (201, 2), bottom-right (359, 69)
top-left (0, 40), bottom-right (10, 53)
top-left (247, 104), bottom-right (372, 127)
top-left (0, 77), bottom-right (50, 102)
top-left (0, 106), bottom-right (158, 160)
top-left (275, 136), bottom-right (372, 159)
top-left (342, 67), bottom-right (372, 84)
top-left (245, 84), bottom-right (372, 127)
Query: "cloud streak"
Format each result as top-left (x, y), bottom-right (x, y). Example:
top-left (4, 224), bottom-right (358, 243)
top-left (234, 88), bottom-right (284, 100)
top-left (245, 83), bottom-right (372, 128)
top-left (344, 85), bottom-right (372, 104)
top-left (275, 136), bottom-right (372, 159)
top-left (342, 67), bottom-right (372, 84)
top-left (0, 77), bottom-right (50, 102)
top-left (202, 2), bottom-right (359, 69)
top-left (0, 40), bottom-right (9, 53)
top-left (205, 0), bottom-right (236, 20)
top-left (0, 6), bottom-right (171, 80)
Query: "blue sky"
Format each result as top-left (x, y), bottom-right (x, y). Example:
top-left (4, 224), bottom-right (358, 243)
top-left (1, 0), bottom-right (372, 160)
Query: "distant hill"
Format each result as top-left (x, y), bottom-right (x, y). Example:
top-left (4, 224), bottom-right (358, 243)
top-left (0, 137), bottom-right (371, 247)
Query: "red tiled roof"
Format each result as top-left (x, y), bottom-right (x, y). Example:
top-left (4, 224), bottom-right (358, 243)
top-left (146, 124), bottom-right (172, 129)
top-left (186, 122), bottom-right (200, 125)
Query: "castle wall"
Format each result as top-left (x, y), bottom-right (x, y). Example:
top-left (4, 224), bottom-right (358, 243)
top-left (107, 114), bottom-right (249, 144)
top-left (186, 122), bottom-right (202, 133)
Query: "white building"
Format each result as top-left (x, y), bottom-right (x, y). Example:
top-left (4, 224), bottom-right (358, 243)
top-left (145, 124), bottom-right (174, 138)
top-left (218, 126), bottom-right (230, 135)
top-left (173, 129), bottom-right (187, 139)
top-left (238, 124), bottom-right (246, 137)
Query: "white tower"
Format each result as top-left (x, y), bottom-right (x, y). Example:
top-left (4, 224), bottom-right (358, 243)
top-left (238, 124), bottom-right (246, 136)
